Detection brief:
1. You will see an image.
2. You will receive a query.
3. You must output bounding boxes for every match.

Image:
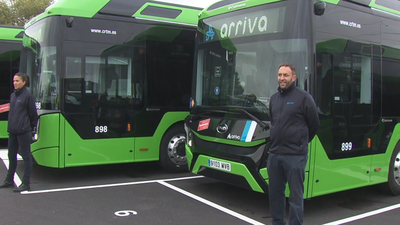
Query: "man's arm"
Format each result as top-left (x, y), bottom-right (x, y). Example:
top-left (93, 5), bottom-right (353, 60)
top-left (304, 94), bottom-right (320, 142)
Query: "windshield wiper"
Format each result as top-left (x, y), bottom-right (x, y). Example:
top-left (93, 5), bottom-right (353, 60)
top-left (234, 108), bottom-right (269, 130)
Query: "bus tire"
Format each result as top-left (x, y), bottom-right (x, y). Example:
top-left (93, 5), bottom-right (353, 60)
top-left (380, 145), bottom-right (400, 196)
top-left (159, 125), bottom-right (188, 173)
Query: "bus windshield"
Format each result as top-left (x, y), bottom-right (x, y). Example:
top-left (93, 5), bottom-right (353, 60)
top-left (21, 17), bottom-right (59, 110)
top-left (193, 1), bottom-right (310, 116)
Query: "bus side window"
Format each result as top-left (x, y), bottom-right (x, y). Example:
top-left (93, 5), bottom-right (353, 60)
top-left (133, 47), bottom-right (145, 100)
top-left (316, 54), bottom-right (333, 115)
top-left (332, 55), bottom-right (353, 103)
top-left (337, 70), bottom-right (352, 103)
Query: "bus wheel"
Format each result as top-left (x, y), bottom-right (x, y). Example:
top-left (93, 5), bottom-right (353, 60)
top-left (381, 146), bottom-right (400, 195)
top-left (159, 125), bottom-right (187, 173)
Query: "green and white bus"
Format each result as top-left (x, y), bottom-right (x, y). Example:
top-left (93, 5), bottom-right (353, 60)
top-left (19, 0), bottom-right (203, 171)
top-left (185, 0), bottom-right (400, 197)
top-left (0, 26), bottom-right (23, 139)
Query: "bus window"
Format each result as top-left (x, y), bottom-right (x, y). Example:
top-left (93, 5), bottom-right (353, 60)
top-left (133, 47), bottom-right (145, 101)
top-left (333, 56), bottom-right (353, 103)
top-left (63, 78), bottom-right (82, 113)
top-left (332, 54), bottom-right (372, 106)
top-left (64, 57), bottom-right (83, 111)
top-left (316, 53), bottom-right (333, 116)
top-left (32, 46), bottom-right (58, 110)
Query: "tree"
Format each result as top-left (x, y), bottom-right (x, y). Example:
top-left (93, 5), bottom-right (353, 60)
top-left (0, 0), bottom-right (53, 26)
top-left (0, 1), bottom-right (14, 25)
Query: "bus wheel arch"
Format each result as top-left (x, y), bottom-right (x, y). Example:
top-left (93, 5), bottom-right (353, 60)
top-left (381, 142), bottom-right (400, 196)
top-left (159, 123), bottom-right (187, 173)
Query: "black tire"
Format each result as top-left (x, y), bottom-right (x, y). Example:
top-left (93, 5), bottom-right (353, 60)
top-left (380, 145), bottom-right (400, 195)
top-left (159, 125), bottom-right (188, 173)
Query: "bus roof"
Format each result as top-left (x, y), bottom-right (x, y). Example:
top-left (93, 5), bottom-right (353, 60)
top-left (25, 0), bottom-right (206, 29)
top-left (199, 0), bottom-right (400, 20)
top-left (0, 26), bottom-right (24, 42)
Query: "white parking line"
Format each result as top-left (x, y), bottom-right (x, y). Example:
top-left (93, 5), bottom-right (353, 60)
top-left (159, 181), bottom-right (265, 225)
top-left (21, 176), bottom-right (204, 195)
top-left (0, 149), bottom-right (22, 187)
top-left (323, 203), bottom-right (400, 225)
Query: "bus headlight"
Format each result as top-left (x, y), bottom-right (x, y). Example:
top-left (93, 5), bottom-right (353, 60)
top-left (187, 132), bottom-right (193, 147)
top-left (184, 123), bottom-right (192, 147)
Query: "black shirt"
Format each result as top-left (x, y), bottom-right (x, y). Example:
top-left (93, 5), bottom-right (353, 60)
top-left (268, 83), bottom-right (319, 155)
top-left (8, 87), bottom-right (38, 135)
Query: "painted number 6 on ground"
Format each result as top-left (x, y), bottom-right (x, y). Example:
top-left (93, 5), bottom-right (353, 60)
top-left (114, 210), bottom-right (137, 217)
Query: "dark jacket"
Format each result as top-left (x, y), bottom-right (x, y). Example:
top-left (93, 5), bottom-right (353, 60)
top-left (268, 83), bottom-right (319, 155)
top-left (8, 87), bottom-right (38, 135)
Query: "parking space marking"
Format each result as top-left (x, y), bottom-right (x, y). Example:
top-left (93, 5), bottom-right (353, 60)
top-left (323, 203), bottom-right (400, 225)
top-left (0, 149), bottom-right (23, 160)
top-left (7, 144), bottom-right (397, 225)
top-left (21, 175), bottom-right (203, 195)
top-left (159, 181), bottom-right (265, 225)
top-left (0, 149), bottom-right (22, 187)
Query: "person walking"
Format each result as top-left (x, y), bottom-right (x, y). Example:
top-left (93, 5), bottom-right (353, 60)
top-left (267, 63), bottom-right (319, 225)
top-left (0, 72), bottom-right (38, 192)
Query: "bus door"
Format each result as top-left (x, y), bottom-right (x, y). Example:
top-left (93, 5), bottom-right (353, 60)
top-left (331, 53), bottom-right (374, 156)
top-left (313, 50), bottom-right (375, 196)
top-left (63, 48), bottom-right (136, 166)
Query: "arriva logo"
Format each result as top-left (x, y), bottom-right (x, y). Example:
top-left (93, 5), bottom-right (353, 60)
top-left (205, 7), bottom-right (284, 41)
top-left (220, 15), bottom-right (267, 39)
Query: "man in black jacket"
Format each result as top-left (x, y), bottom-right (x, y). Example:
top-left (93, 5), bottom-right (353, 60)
top-left (268, 63), bottom-right (319, 225)
top-left (0, 72), bottom-right (38, 192)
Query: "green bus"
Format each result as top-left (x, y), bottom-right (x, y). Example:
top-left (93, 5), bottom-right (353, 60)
top-left (0, 26), bottom-right (24, 139)
top-left (19, 0), bottom-right (204, 171)
top-left (185, 0), bottom-right (400, 197)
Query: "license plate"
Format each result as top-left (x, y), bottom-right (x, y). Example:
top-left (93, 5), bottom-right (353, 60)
top-left (208, 159), bottom-right (231, 171)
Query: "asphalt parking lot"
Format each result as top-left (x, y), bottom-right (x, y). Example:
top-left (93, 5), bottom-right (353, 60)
top-left (0, 148), bottom-right (400, 225)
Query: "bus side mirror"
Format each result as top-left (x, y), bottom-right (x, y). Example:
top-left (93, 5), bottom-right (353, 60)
top-left (314, 2), bottom-right (326, 16)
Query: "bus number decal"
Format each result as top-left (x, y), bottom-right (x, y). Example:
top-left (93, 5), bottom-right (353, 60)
top-left (95, 126), bottom-right (108, 133)
top-left (341, 142), bottom-right (353, 151)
